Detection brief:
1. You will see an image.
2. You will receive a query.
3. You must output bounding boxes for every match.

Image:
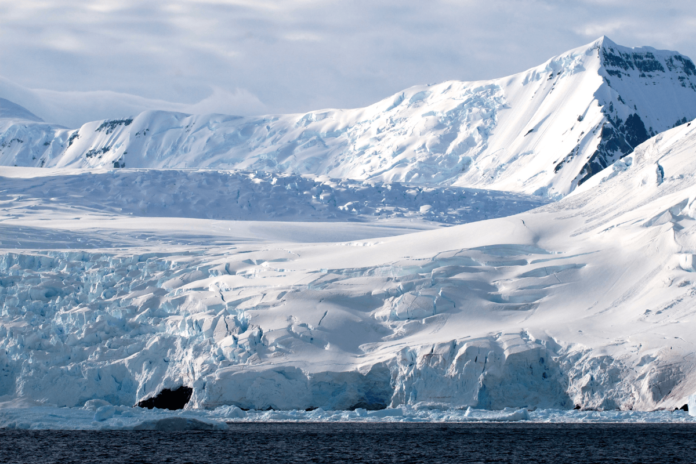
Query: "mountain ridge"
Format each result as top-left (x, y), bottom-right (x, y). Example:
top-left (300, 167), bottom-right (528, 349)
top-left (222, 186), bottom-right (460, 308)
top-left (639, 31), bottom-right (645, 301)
top-left (0, 98), bottom-right (43, 123)
top-left (1, 37), bottom-right (696, 197)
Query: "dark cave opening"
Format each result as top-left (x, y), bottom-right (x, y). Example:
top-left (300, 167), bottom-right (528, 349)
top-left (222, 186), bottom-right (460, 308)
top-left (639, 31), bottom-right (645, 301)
top-left (137, 386), bottom-right (193, 410)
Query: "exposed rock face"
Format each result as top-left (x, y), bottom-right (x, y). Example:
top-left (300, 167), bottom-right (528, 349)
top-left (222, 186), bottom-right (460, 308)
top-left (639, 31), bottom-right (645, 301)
top-left (571, 44), bottom-right (696, 186)
top-left (575, 113), bottom-right (650, 185)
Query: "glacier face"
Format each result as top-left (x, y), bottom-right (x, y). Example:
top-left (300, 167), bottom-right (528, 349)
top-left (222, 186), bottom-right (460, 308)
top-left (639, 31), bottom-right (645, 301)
top-left (2, 121), bottom-right (696, 413)
top-left (3, 37), bottom-right (696, 197)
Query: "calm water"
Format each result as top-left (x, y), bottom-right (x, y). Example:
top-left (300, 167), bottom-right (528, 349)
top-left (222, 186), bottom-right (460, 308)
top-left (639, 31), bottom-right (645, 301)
top-left (0, 423), bottom-right (694, 463)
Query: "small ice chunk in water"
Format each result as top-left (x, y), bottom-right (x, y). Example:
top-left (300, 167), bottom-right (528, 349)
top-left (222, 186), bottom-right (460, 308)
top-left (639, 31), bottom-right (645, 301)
top-left (94, 405), bottom-right (116, 422)
top-left (83, 399), bottom-right (112, 411)
top-left (213, 405), bottom-right (247, 419)
top-left (689, 394), bottom-right (696, 417)
top-left (131, 417), bottom-right (228, 431)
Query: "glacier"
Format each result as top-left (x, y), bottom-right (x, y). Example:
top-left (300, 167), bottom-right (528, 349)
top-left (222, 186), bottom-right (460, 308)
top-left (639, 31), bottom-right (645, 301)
top-left (0, 168), bottom-right (548, 226)
top-left (3, 37), bottom-right (696, 197)
top-left (2, 121), bottom-right (696, 416)
top-left (1, 37), bottom-right (696, 427)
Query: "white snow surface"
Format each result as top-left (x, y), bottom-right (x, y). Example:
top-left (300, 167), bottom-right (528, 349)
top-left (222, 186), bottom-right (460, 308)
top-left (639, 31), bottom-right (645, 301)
top-left (3, 37), bottom-right (696, 197)
top-left (2, 120), bottom-right (696, 416)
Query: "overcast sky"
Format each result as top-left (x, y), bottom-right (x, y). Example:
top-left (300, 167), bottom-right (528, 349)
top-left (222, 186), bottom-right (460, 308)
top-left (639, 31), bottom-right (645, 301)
top-left (1, 0), bottom-right (695, 125)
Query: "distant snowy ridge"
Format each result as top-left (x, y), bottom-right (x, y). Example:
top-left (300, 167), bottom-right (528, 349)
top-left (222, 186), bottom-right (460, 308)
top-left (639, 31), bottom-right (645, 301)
top-left (0, 98), bottom-right (43, 123)
top-left (3, 121), bottom-right (696, 412)
top-left (2, 37), bottom-right (696, 197)
top-left (0, 76), bottom-right (266, 130)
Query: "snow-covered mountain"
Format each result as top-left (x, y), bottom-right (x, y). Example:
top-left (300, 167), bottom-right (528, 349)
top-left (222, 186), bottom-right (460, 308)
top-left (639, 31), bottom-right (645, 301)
top-left (2, 37), bottom-right (696, 197)
top-left (2, 120), bottom-right (696, 413)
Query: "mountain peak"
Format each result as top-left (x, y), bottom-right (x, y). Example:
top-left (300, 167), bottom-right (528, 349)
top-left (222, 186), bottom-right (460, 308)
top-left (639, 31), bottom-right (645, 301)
top-left (594, 37), bottom-right (696, 82)
top-left (596, 35), bottom-right (617, 48)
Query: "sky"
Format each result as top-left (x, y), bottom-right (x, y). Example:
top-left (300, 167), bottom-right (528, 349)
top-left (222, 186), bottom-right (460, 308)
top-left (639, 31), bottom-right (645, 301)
top-left (1, 0), bottom-right (695, 127)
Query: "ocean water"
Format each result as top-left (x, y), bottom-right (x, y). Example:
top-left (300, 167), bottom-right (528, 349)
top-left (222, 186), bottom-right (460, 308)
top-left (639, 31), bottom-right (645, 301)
top-left (1, 422), bottom-right (694, 463)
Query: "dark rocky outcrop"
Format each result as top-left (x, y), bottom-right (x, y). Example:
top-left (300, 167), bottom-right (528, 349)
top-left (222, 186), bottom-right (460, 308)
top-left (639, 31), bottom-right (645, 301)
top-left (576, 113), bottom-right (650, 186)
top-left (96, 119), bottom-right (133, 135)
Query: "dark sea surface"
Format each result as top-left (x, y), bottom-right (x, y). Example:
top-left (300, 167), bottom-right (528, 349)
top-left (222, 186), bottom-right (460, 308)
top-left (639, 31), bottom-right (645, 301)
top-left (1, 422), bottom-right (694, 463)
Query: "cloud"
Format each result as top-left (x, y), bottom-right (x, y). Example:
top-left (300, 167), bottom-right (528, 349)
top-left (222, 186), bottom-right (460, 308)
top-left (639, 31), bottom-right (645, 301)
top-left (576, 21), bottom-right (628, 39)
top-left (1, 0), bottom-right (695, 125)
top-left (185, 87), bottom-right (266, 116)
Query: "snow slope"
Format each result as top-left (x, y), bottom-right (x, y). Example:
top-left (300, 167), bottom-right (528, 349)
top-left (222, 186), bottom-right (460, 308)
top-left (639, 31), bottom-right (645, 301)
top-left (2, 121), bottom-right (696, 413)
top-left (2, 37), bottom-right (696, 197)
top-left (0, 99), bottom-right (67, 168)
